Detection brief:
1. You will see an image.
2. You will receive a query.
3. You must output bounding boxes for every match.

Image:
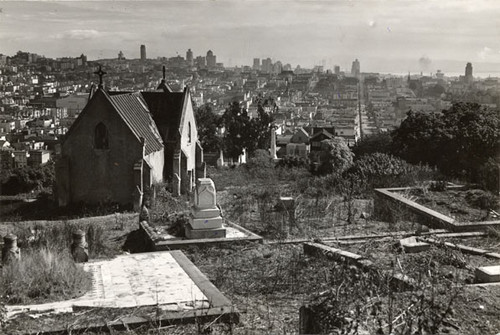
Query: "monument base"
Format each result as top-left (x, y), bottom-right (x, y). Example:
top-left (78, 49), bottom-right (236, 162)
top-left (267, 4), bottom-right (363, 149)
top-left (189, 215), bottom-right (223, 230)
top-left (185, 224), bottom-right (227, 239)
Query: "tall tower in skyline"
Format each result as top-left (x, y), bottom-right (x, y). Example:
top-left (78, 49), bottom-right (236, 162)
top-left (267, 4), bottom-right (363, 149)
top-left (140, 44), bottom-right (146, 61)
top-left (351, 58), bottom-right (360, 77)
top-left (186, 49), bottom-right (193, 66)
top-left (465, 62), bottom-right (473, 83)
top-left (253, 58), bottom-right (260, 71)
top-left (206, 50), bottom-right (216, 68)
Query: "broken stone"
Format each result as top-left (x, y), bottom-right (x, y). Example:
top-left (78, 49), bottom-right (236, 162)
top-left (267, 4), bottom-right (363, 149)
top-left (71, 229), bottom-right (89, 263)
top-left (475, 265), bottom-right (500, 283)
top-left (399, 236), bottom-right (430, 253)
top-left (1, 233), bottom-right (21, 265)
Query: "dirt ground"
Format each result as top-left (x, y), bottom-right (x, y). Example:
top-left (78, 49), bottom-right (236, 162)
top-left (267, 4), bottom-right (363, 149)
top-left (2, 168), bottom-right (500, 334)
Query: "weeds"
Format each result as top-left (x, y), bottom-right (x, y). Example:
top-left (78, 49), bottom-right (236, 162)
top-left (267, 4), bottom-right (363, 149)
top-left (0, 247), bottom-right (92, 304)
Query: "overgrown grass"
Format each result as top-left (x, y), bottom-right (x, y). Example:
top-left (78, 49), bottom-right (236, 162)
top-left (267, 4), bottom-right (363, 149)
top-left (0, 247), bottom-right (92, 305)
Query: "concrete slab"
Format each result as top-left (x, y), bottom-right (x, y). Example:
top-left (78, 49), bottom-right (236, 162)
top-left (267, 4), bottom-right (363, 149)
top-left (5, 251), bottom-right (235, 321)
top-left (142, 220), bottom-right (263, 250)
top-left (475, 265), bottom-right (500, 283)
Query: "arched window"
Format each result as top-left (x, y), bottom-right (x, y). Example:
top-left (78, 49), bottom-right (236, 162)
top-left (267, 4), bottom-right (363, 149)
top-left (188, 122), bottom-right (192, 144)
top-left (94, 122), bottom-right (109, 149)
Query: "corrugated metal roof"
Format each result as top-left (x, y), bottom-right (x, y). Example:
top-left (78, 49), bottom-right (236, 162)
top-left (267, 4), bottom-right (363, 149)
top-left (107, 92), bottom-right (164, 155)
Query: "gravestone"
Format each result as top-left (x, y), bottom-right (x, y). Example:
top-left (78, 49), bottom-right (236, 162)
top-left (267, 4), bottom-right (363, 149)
top-left (1, 233), bottom-right (21, 265)
top-left (71, 229), bottom-right (89, 263)
top-left (185, 178), bottom-right (226, 239)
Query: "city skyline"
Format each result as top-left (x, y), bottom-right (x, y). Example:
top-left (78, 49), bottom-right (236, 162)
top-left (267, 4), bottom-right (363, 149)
top-left (1, 0), bottom-right (500, 75)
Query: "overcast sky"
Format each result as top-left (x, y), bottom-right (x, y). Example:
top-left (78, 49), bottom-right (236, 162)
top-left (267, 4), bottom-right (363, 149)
top-left (1, 0), bottom-right (499, 75)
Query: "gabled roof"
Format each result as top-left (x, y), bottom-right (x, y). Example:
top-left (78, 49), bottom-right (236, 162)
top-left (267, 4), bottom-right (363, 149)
top-left (107, 92), bottom-right (164, 155)
top-left (140, 90), bottom-right (185, 142)
top-left (310, 129), bottom-right (335, 141)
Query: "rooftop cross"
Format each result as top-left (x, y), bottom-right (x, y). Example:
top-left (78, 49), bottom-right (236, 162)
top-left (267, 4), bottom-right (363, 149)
top-left (94, 66), bottom-right (107, 88)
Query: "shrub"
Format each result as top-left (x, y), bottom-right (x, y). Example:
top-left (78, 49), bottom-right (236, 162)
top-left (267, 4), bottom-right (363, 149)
top-left (478, 158), bottom-right (499, 193)
top-left (312, 138), bottom-right (354, 175)
top-left (0, 247), bottom-right (92, 304)
top-left (0, 161), bottom-right (55, 195)
top-left (465, 189), bottom-right (499, 210)
top-left (344, 153), bottom-right (437, 194)
top-left (277, 155), bottom-right (309, 169)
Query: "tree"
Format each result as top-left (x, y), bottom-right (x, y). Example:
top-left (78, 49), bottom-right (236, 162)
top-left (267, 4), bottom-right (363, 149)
top-left (221, 101), bottom-right (252, 160)
top-left (221, 101), bottom-right (275, 160)
top-left (250, 105), bottom-right (274, 151)
top-left (391, 109), bottom-right (445, 167)
top-left (194, 104), bottom-right (222, 152)
top-left (352, 132), bottom-right (393, 158)
top-left (316, 137), bottom-right (354, 175)
top-left (392, 103), bottom-right (500, 181)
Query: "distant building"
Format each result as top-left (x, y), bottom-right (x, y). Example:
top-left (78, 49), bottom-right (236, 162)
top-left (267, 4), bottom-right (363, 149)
top-left (351, 59), bottom-right (360, 77)
top-left (253, 58), bottom-right (260, 71)
top-left (186, 49), bottom-right (194, 66)
top-left (334, 65), bottom-right (340, 75)
top-left (118, 51), bottom-right (125, 60)
top-left (262, 58), bottom-right (273, 73)
top-left (465, 62), bottom-right (473, 84)
top-left (206, 50), bottom-right (216, 68)
top-left (140, 45), bottom-right (146, 61)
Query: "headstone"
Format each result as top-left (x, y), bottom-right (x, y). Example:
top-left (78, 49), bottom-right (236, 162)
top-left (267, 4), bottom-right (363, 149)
top-left (475, 265), bottom-right (500, 283)
top-left (217, 150), bottom-right (225, 168)
top-left (71, 229), bottom-right (89, 263)
top-left (239, 148), bottom-right (247, 164)
top-left (1, 233), bottom-right (21, 265)
top-left (270, 127), bottom-right (278, 160)
top-left (185, 178), bottom-right (226, 239)
top-left (172, 173), bottom-right (181, 197)
top-left (133, 185), bottom-right (143, 212)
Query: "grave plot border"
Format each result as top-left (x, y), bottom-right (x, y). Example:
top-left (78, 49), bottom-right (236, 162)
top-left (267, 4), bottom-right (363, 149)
top-left (15, 250), bottom-right (239, 335)
top-left (303, 242), bottom-right (416, 291)
top-left (140, 220), bottom-right (263, 251)
top-left (373, 187), bottom-right (500, 232)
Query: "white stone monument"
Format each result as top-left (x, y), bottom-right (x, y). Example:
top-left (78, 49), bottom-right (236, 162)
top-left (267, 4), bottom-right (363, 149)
top-left (185, 178), bottom-right (226, 239)
top-left (270, 127), bottom-right (278, 160)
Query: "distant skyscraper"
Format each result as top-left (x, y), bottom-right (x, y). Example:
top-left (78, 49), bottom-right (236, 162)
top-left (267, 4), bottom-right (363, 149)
top-left (465, 62), bottom-right (473, 83)
top-left (140, 45), bottom-right (146, 61)
top-left (334, 65), bottom-right (340, 75)
top-left (253, 58), bottom-right (260, 71)
top-left (262, 58), bottom-right (273, 73)
top-left (206, 50), bottom-right (216, 68)
top-left (351, 59), bottom-right (360, 77)
top-left (186, 49), bottom-right (193, 66)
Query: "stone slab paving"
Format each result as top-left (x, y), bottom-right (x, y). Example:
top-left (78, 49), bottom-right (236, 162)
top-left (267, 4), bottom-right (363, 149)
top-left (6, 251), bottom-right (211, 318)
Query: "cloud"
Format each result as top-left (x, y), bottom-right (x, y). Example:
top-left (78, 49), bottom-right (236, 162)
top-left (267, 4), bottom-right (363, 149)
top-left (478, 46), bottom-right (492, 60)
top-left (53, 29), bottom-right (101, 40)
top-left (418, 55), bottom-right (432, 71)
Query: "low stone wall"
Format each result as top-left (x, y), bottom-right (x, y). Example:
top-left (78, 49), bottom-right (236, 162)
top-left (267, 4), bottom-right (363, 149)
top-left (373, 187), bottom-right (500, 232)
